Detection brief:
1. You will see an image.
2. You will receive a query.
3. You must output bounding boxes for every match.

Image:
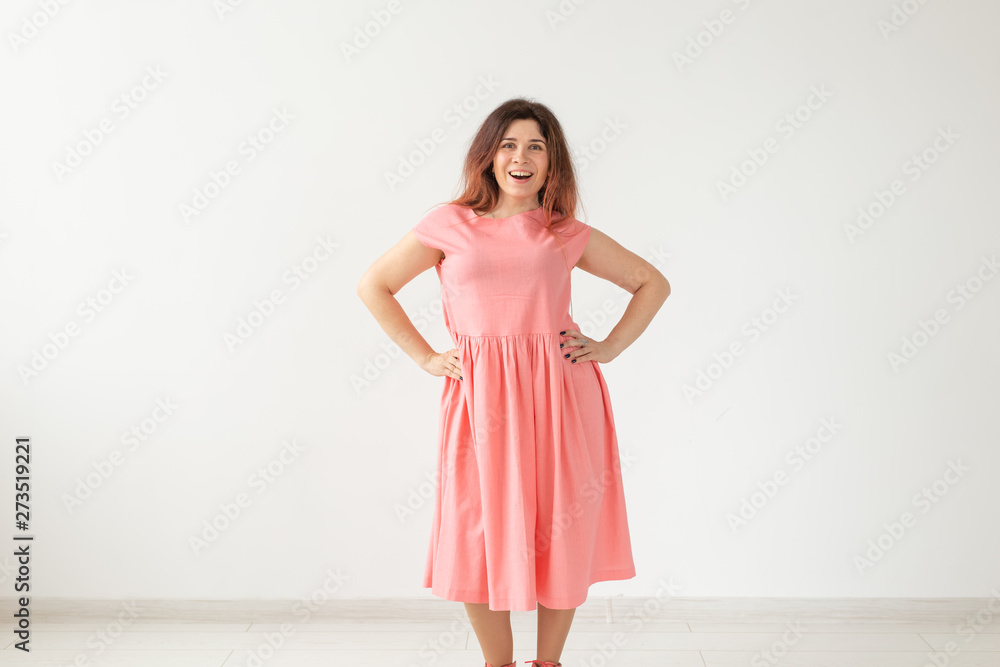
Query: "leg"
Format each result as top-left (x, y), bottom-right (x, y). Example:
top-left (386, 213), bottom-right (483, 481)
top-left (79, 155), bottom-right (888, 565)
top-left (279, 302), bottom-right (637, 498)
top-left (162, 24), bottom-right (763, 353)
top-left (465, 602), bottom-right (513, 666)
top-left (536, 601), bottom-right (577, 663)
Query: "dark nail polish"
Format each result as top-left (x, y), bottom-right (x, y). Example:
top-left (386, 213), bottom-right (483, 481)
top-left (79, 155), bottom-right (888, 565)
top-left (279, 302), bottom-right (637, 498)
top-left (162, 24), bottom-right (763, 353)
top-left (571, 359), bottom-right (576, 363)
top-left (564, 353), bottom-right (570, 358)
top-left (459, 376), bottom-right (463, 380)
top-left (559, 343), bottom-right (563, 348)
top-left (559, 330), bottom-right (565, 335)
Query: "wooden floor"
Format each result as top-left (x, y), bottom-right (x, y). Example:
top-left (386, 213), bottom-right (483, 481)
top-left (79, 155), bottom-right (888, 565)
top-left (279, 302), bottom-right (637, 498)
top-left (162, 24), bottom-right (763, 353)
top-left (3, 597), bottom-right (999, 666)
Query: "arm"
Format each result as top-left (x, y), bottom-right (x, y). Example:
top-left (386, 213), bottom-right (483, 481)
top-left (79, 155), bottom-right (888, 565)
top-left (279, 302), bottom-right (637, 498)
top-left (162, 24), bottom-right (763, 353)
top-left (357, 232), bottom-right (461, 377)
top-left (573, 228), bottom-right (670, 361)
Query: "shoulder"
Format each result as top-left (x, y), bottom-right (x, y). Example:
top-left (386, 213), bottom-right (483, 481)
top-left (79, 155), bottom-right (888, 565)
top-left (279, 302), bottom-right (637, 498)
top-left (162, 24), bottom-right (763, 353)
top-left (412, 203), bottom-right (476, 252)
top-left (417, 203), bottom-right (475, 228)
top-left (549, 213), bottom-right (590, 238)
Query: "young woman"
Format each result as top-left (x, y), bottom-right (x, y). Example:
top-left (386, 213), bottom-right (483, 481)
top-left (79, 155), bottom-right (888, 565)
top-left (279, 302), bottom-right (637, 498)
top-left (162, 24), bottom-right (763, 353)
top-left (357, 98), bottom-right (670, 667)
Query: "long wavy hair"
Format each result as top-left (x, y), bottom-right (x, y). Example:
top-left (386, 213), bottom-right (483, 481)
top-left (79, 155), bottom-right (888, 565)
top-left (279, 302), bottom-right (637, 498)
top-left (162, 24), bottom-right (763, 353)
top-left (436, 98), bottom-right (581, 231)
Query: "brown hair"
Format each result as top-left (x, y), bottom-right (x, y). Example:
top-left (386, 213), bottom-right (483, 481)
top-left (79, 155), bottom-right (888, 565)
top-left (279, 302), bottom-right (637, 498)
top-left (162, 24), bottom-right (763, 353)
top-left (436, 97), bottom-right (581, 231)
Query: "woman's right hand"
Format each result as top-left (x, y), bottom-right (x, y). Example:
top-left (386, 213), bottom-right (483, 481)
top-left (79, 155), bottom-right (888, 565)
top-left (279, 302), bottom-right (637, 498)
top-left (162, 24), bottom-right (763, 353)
top-left (422, 349), bottom-right (463, 380)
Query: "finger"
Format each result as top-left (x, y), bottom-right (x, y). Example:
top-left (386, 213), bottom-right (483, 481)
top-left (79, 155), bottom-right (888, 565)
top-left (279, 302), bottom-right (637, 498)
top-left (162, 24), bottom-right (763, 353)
top-left (561, 330), bottom-right (583, 349)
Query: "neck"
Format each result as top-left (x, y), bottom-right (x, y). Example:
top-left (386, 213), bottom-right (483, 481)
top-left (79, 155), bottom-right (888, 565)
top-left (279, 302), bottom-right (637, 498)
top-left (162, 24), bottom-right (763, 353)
top-left (484, 196), bottom-right (540, 219)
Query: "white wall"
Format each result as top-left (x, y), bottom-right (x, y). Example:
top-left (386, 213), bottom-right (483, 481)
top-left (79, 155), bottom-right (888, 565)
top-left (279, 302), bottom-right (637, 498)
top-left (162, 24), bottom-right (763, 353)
top-left (1, 0), bottom-right (998, 602)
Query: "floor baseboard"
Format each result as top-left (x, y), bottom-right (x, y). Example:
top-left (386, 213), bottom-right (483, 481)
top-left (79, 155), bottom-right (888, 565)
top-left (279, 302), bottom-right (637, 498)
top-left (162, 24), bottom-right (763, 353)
top-left (5, 596), bottom-right (995, 624)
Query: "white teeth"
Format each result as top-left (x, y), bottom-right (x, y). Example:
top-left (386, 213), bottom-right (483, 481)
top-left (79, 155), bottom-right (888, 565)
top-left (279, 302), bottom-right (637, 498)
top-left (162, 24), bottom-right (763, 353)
top-left (510, 171), bottom-right (532, 177)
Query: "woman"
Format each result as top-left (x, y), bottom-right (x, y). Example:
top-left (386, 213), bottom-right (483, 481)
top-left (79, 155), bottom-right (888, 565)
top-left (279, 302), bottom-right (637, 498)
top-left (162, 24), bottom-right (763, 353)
top-left (357, 98), bottom-right (670, 667)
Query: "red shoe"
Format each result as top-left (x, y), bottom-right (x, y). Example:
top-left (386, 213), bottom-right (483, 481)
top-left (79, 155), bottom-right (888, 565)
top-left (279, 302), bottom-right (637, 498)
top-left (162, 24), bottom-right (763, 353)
top-left (525, 661), bottom-right (561, 667)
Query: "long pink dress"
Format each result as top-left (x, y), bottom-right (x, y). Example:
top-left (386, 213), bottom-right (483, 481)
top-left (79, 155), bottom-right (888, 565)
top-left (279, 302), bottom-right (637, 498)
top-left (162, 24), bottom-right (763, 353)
top-left (412, 203), bottom-right (635, 611)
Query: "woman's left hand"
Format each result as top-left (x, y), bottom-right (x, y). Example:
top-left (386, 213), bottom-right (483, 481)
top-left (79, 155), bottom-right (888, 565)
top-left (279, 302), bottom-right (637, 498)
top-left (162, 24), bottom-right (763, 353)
top-left (558, 329), bottom-right (618, 365)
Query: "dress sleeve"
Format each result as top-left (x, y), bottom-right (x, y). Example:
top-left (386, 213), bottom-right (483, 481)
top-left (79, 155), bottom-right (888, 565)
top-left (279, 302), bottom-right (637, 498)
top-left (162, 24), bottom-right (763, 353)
top-left (412, 204), bottom-right (458, 257)
top-left (556, 217), bottom-right (592, 268)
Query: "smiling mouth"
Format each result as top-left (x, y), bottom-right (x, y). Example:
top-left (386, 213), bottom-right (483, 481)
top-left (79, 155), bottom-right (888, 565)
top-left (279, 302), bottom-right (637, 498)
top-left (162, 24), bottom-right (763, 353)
top-left (509, 171), bottom-right (533, 181)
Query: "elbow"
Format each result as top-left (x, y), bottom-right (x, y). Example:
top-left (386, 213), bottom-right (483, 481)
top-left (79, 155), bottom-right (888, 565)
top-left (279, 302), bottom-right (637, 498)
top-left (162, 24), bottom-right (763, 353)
top-left (357, 273), bottom-right (377, 302)
top-left (649, 270), bottom-right (670, 303)
top-left (357, 274), bottom-right (390, 303)
top-left (645, 266), bottom-right (670, 298)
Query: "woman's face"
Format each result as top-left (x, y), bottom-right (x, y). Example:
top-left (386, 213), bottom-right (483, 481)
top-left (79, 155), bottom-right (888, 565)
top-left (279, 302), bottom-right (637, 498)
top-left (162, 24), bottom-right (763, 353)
top-left (492, 118), bottom-right (549, 205)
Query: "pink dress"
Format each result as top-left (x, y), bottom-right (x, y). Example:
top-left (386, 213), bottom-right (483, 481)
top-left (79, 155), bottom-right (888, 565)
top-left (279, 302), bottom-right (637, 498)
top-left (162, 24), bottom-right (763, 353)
top-left (412, 203), bottom-right (635, 611)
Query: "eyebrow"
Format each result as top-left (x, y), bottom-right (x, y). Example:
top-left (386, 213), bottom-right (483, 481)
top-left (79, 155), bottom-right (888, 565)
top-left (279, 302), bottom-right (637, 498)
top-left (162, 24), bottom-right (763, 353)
top-left (501, 137), bottom-right (546, 143)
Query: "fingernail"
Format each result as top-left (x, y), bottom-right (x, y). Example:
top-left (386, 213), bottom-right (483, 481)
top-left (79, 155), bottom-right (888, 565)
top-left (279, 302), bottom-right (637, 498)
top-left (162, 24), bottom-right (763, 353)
top-left (459, 376), bottom-right (463, 380)
top-left (564, 353), bottom-right (570, 358)
top-left (559, 330), bottom-right (566, 335)
top-left (571, 359), bottom-right (577, 363)
top-left (559, 343), bottom-right (563, 348)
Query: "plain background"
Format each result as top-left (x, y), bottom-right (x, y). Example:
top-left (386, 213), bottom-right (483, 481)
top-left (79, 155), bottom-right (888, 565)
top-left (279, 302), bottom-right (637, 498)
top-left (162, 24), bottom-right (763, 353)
top-left (1, 0), bottom-right (998, 602)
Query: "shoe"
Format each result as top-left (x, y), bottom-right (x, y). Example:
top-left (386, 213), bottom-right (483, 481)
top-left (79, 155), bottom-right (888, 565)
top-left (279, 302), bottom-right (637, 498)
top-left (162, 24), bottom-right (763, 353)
top-left (525, 661), bottom-right (561, 667)
top-left (484, 662), bottom-right (516, 667)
